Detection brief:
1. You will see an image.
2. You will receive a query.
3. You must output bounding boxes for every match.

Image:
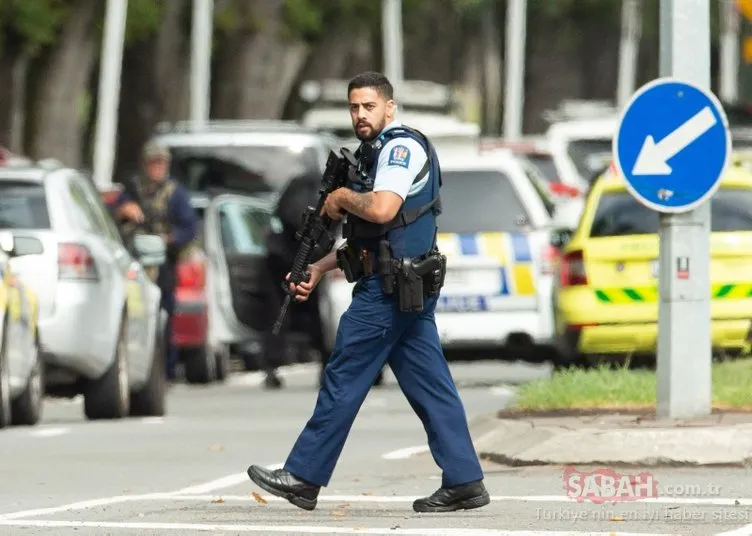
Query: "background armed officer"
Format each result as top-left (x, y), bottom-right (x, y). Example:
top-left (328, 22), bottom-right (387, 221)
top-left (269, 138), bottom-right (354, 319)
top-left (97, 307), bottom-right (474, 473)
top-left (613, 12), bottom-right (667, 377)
top-left (247, 72), bottom-right (489, 514)
top-left (113, 141), bottom-right (199, 381)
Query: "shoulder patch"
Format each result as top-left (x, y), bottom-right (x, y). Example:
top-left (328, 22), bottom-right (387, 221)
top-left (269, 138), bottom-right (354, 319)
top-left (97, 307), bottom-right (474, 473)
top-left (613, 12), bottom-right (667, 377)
top-left (387, 144), bottom-right (411, 168)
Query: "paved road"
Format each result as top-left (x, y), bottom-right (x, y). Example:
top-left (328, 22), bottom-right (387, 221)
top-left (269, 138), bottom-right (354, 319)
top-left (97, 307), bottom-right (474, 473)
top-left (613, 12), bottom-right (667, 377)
top-left (1, 361), bottom-right (751, 535)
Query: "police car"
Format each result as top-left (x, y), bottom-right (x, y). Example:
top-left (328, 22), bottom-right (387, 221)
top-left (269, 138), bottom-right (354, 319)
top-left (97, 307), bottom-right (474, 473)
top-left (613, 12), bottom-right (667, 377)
top-left (319, 147), bottom-right (558, 362)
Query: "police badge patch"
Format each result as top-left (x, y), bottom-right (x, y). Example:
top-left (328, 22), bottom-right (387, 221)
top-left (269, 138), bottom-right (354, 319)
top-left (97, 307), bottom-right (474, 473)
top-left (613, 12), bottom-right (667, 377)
top-left (387, 145), bottom-right (411, 168)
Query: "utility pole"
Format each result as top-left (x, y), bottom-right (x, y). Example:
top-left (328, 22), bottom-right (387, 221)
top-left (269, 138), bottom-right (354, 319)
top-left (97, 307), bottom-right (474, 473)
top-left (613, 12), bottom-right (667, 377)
top-left (616, 0), bottom-right (643, 109)
top-left (92, 0), bottom-right (128, 188)
top-left (190, 0), bottom-right (214, 130)
top-left (719, 0), bottom-right (740, 104)
top-left (382, 0), bottom-right (404, 93)
top-left (503, 0), bottom-right (527, 140)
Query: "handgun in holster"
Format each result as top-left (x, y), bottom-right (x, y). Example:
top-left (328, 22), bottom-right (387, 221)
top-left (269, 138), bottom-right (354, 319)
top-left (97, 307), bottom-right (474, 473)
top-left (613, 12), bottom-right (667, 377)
top-left (336, 242), bottom-right (363, 283)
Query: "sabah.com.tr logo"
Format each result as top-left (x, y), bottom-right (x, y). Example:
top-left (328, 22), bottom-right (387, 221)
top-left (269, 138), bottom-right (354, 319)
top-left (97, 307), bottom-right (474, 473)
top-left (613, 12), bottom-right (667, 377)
top-left (563, 466), bottom-right (658, 504)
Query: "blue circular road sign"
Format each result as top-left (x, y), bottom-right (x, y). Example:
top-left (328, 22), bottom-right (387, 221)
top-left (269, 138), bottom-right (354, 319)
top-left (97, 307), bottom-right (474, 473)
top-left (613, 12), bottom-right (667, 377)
top-left (613, 77), bottom-right (731, 213)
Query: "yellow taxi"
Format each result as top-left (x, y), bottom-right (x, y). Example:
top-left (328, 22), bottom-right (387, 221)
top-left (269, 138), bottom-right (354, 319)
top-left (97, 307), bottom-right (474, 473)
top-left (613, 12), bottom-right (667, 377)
top-left (0, 233), bottom-right (42, 428)
top-left (552, 162), bottom-right (752, 365)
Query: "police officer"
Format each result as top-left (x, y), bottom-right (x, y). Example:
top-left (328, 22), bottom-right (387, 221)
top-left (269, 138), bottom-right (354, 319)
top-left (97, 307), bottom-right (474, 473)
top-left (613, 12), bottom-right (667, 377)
top-left (247, 72), bottom-right (488, 513)
top-left (261, 172), bottom-right (329, 389)
top-left (114, 141), bottom-right (199, 381)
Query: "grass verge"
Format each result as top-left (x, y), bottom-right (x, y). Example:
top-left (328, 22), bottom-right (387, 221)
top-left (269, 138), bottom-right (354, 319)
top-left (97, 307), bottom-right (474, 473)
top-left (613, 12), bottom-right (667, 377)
top-left (512, 359), bottom-right (752, 411)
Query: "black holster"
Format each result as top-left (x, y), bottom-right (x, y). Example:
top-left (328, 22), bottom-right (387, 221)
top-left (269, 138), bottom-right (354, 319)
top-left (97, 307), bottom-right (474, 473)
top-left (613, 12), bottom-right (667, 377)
top-left (377, 240), bottom-right (447, 313)
top-left (336, 242), bottom-right (363, 283)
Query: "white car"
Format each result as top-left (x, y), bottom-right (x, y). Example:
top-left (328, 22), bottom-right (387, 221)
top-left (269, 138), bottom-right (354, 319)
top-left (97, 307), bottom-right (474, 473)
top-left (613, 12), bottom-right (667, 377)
top-left (319, 149), bottom-right (559, 362)
top-left (0, 161), bottom-right (168, 420)
top-left (545, 115), bottom-right (618, 195)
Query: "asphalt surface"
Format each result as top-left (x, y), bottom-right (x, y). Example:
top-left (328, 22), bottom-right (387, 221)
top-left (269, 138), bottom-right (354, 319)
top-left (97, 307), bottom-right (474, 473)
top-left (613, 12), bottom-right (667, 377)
top-left (1, 360), bottom-right (752, 536)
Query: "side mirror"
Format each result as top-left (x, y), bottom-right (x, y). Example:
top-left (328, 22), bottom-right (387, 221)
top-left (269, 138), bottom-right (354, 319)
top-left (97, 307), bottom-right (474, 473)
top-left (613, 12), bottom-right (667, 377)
top-left (550, 228), bottom-right (574, 250)
top-left (133, 234), bottom-right (166, 267)
top-left (13, 236), bottom-right (44, 256)
top-left (0, 231), bottom-right (14, 256)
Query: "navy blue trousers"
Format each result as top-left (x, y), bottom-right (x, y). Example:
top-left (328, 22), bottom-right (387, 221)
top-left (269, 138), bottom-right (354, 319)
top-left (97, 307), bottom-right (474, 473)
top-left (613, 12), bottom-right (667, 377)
top-left (284, 276), bottom-right (484, 488)
top-left (157, 262), bottom-right (178, 380)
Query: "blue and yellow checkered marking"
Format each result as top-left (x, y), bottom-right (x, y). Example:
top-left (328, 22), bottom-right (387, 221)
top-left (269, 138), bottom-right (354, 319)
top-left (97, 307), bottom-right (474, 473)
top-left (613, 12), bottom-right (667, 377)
top-left (437, 232), bottom-right (536, 296)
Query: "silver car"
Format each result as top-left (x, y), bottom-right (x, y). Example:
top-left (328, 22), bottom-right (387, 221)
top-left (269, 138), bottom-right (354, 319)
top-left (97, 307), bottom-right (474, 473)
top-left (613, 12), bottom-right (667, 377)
top-left (202, 194), bottom-right (277, 367)
top-left (0, 161), bottom-right (168, 420)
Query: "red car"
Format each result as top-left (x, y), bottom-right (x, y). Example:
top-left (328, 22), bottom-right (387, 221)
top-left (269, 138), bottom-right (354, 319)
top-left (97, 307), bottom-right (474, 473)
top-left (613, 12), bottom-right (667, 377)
top-left (99, 184), bottom-right (225, 383)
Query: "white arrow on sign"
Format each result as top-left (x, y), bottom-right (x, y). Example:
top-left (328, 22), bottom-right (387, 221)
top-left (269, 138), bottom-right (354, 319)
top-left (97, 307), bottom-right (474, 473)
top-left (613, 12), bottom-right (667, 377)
top-left (631, 106), bottom-right (717, 176)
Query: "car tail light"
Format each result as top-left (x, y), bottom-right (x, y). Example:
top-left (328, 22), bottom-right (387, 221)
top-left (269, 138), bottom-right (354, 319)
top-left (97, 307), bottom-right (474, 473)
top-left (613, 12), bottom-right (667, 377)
top-left (177, 259), bottom-right (206, 289)
top-left (549, 182), bottom-right (581, 198)
top-left (540, 244), bottom-right (559, 275)
top-left (99, 188), bottom-right (122, 207)
top-left (58, 243), bottom-right (98, 280)
top-left (559, 250), bottom-right (587, 286)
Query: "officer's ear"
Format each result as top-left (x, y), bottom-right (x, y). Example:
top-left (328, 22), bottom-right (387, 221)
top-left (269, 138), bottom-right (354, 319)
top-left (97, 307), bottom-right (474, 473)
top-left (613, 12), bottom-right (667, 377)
top-left (385, 99), bottom-right (396, 119)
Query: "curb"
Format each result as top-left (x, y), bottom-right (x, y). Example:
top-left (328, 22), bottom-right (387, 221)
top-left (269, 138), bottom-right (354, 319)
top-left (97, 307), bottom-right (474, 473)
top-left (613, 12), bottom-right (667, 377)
top-left (473, 418), bottom-right (752, 467)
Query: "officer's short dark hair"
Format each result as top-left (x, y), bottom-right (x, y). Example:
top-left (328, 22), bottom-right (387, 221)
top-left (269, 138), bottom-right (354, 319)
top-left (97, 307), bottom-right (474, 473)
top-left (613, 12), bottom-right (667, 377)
top-left (347, 72), bottom-right (393, 100)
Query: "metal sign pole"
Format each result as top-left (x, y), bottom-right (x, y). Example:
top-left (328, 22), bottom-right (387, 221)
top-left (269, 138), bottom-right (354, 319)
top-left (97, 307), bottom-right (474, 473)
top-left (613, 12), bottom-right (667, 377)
top-left (615, 0), bottom-right (728, 420)
top-left (656, 0), bottom-right (712, 419)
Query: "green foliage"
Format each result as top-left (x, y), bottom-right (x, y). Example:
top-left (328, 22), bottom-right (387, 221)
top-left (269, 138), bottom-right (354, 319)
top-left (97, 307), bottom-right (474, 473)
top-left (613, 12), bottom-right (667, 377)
top-left (2, 0), bottom-right (68, 52)
top-left (123, 0), bottom-right (164, 44)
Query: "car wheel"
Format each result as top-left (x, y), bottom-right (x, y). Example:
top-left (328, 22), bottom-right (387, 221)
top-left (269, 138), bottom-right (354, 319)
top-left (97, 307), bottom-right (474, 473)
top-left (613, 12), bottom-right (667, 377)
top-left (130, 310), bottom-right (166, 416)
top-left (214, 343), bottom-right (229, 383)
top-left (84, 318), bottom-right (130, 420)
top-left (11, 334), bottom-right (44, 426)
top-left (183, 343), bottom-right (215, 384)
top-left (0, 322), bottom-right (11, 429)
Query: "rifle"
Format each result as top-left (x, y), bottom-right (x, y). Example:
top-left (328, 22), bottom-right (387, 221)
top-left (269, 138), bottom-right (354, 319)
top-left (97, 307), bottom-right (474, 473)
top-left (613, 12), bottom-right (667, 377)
top-left (118, 175), bottom-right (157, 234)
top-left (271, 147), bottom-right (360, 335)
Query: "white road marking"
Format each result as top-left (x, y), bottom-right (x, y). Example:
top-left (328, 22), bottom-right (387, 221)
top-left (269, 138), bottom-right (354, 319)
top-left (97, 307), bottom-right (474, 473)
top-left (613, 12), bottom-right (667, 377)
top-left (173, 474), bottom-right (248, 495)
top-left (0, 520), bottom-right (679, 535)
top-left (715, 523), bottom-right (752, 536)
top-left (227, 364), bottom-right (320, 387)
top-left (154, 493), bottom-right (752, 507)
top-left (0, 493), bottom-right (169, 520)
top-left (226, 372), bottom-right (265, 387)
top-left (140, 417), bottom-right (164, 425)
top-left (173, 463), bottom-right (284, 495)
top-left (489, 385), bottom-right (515, 397)
top-left (29, 427), bottom-right (70, 438)
top-left (381, 445), bottom-right (430, 460)
top-left (2, 491), bottom-right (749, 523)
top-left (362, 397), bottom-right (388, 408)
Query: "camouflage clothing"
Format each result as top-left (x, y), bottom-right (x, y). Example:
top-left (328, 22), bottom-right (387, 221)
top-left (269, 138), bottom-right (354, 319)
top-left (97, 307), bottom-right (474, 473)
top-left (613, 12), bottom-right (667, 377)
top-left (121, 175), bottom-right (198, 265)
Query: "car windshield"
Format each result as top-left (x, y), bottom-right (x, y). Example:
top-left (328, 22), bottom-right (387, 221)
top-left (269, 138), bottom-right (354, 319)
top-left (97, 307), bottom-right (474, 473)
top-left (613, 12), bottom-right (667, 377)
top-left (0, 181), bottom-right (51, 229)
top-left (169, 145), bottom-right (321, 194)
top-left (566, 138), bottom-right (613, 182)
top-left (218, 202), bottom-right (277, 255)
top-left (590, 189), bottom-right (752, 237)
top-left (437, 170), bottom-right (532, 233)
top-left (526, 153), bottom-right (559, 183)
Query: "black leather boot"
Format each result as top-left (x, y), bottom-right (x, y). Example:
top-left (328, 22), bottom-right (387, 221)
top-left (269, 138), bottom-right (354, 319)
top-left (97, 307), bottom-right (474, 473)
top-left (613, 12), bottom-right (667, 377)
top-left (413, 480), bottom-right (490, 513)
top-left (264, 370), bottom-right (283, 389)
top-left (247, 465), bottom-right (320, 511)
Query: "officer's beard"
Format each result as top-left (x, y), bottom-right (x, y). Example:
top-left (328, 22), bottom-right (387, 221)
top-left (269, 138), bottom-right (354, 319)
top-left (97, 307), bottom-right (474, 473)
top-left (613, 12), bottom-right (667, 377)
top-left (354, 118), bottom-right (386, 141)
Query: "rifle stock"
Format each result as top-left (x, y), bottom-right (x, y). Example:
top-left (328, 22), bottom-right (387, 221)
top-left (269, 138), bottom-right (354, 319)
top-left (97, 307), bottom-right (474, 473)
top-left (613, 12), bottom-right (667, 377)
top-left (271, 148), bottom-right (358, 336)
